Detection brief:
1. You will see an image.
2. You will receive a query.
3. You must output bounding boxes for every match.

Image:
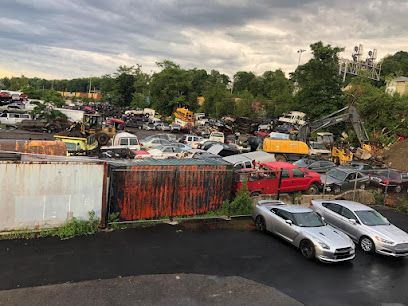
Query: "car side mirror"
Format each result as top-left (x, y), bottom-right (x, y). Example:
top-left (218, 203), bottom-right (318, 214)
top-left (285, 219), bottom-right (293, 226)
top-left (349, 219), bottom-right (357, 225)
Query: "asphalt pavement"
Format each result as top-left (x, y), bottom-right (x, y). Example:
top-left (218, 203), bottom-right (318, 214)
top-left (0, 207), bottom-right (407, 306)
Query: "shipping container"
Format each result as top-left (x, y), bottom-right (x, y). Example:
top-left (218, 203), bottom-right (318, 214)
top-left (0, 139), bottom-right (67, 156)
top-left (108, 159), bottom-right (233, 221)
top-left (0, 159), bottom-right (107, 232)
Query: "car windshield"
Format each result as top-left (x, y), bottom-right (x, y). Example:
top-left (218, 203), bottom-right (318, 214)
top-left (310, 142), bottom-right (326, 150)
top-left (327, 168), bottom-right (347, 181)
top-left (292, 212), bottom-right (325, 227)
top-left (294, 159), bottom-right (311, 168)
top-left (355, 210), bottom-right (389, 226)
top-left (155, 145), bottom-right (171, 151)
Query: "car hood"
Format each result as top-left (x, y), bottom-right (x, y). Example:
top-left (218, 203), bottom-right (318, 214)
top-left (366, 224), bottom-right (408, 244)
top-left (302, 225), bottom-right (353, 248)
top-left (303, 169), bottom-right (321, 180)
top-left (320, 174), bottom-right (340, 185)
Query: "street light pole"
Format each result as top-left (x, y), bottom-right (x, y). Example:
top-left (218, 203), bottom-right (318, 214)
top-left (297, 49), bottom-right (306, 67)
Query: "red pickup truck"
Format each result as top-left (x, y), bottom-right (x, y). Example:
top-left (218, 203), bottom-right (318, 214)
top-left (235, 162), bottom-right (322, 196)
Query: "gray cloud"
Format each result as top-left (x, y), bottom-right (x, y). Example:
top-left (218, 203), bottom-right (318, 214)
top-left (0, 0), bottom-right (406, 79)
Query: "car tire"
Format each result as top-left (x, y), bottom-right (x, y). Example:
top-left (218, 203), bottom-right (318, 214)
top-left (395, 185), bottom-right (402, 193)
top-left (255, 216), bottom-right (266, 232)
top-left (251, 191), bottom-right (261, 197)
top-left (360, 236), bottom-right (375, 253)
top-left (306, 184), bottom-right (319, 195)
top-left (300, 240), bottom-right (315, 260)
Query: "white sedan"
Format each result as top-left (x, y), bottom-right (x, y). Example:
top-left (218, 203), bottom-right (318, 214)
top-left (147, 145), bottom-right (185, 159)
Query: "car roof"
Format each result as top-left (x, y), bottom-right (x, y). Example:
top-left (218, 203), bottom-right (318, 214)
top-left (262, 162), bottom-right (297, 169)
top-left (276, 205), bottom-right (312, 213)
top-left (334, 166), bottom-right (358, 174)
top-left (315, 200), bottom-right (371, 211)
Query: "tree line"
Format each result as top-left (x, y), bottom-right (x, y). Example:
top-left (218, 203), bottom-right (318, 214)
top-left (1, 42), bottom-right (408, 143)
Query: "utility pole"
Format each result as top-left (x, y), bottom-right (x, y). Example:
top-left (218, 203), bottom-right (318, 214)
top-left (297, 49), bottom-right (306, 67)
top-left (88, 77), bottom-right (92, 94)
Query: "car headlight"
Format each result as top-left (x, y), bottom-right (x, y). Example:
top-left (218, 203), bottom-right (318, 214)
top-left (318, 241), bottom-right (330, 250)
top-left (375, 236), bottom-right (394, 245)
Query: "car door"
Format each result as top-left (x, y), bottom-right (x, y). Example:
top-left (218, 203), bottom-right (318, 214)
top-left (343, 173), bottom-right (357, 190)
top-left (291, 168), bottom-right (308, 191)
top-left (260, 171), bottom-right (279, 194)
top-left (279, 169), bottom-right (292, 192)
top-left (272, 209), bottom-right (298, 243)
top-left (337, 206), bottom-right (360, 241)
top-left (0, 113), bottom-right (7, 124)
top-left (320, 203), bottom-right (343, 228)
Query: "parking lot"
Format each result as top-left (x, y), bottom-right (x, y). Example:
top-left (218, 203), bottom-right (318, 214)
top-left (0, 206), bottom-right (407, 306)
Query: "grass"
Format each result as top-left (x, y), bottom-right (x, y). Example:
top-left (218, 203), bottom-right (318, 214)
top-left (0, 211), bottom-right (99, 240)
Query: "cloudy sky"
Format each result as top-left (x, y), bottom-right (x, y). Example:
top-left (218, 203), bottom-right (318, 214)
top-left (0, 0), bottom-right (407, 79)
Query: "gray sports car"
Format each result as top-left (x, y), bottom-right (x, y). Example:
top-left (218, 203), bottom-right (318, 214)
top-left (310, 200), bottom-right (408, 257)
top-left (252, 200), bottom-right (355, 263)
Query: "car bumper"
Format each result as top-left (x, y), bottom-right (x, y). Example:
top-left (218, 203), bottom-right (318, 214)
top-left (316, 248), bottom-right (355, 263)
top-left (375, 243), bottom-right (408, 257)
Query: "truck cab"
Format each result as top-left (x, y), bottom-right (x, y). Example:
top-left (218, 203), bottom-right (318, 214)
top-left (235, 162), bottom-right (322, 196)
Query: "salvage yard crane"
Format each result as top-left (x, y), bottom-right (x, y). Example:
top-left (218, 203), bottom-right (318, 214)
top-left (297, 104), bottom-right (371, 164)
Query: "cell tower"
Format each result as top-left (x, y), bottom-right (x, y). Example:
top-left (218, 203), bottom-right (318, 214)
top-left (338, 44), bottom-right (382, 82)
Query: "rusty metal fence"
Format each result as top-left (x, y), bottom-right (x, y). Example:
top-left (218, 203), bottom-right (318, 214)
top-left (107, 163), bottom-right (234, 223)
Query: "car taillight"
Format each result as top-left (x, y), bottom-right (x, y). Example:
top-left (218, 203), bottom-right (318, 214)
top-left (382, 179), bottom-right (390, 185)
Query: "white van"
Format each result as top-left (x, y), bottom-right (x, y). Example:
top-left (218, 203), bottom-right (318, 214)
top-left (101, 132), bottom-right (140, 151)
top-left (209, 132), bottom-right (224, 143)
top-left (0, 112), bottom-right (32, 126)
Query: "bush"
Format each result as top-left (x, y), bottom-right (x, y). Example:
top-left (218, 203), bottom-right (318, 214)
top-left (227, 184), bottom-right (253, 215)
top-left (52, 211), bottom-right (99, 239)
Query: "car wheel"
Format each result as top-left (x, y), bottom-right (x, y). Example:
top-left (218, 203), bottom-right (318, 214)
top-left (255, 216), bottom-right (266, 232)
top-left (300, 240), bottom-right (315, 260)
top-left (395, 185), bottom-right (402, 193)
top-left (359, 183), bottom-right (367, 190)
top-left (306, 184), bottom-right (319, 195)
top-left (251, 191), bottom-right (261, 197)
top-left (360, 236), bottom-right (375, 253)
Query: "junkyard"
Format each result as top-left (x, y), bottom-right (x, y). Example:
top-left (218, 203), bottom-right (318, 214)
top-left (2, 1), bottom-right (408, 305)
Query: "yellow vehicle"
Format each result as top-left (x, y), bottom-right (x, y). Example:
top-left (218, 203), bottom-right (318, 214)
top-left (174, 107), bottom-right (194, 128)
top-left (54, 135), bottom-right (99, 156)
top-left (331, 145), bottom-right (353, 165)
top-left (263, 138), bottom-right (309, 162)
top-left (59, 113), bottom-right (121, 146)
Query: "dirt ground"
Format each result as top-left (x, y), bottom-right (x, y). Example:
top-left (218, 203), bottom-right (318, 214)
top-left (0, 128), bottom-right (54, 140)
top-left (382, 140), bottom-right (408, 171)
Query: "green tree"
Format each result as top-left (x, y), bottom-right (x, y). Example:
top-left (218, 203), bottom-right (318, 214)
top-left (381, 51), bottom-right (408, 78)
top-left (259, 70), bottom-right (294, 116)
top-left (233, 71), bottom-right (258, 96)
top-left (346, 76), bottom-right (408, 144)
top-left (150, 60), bottom-right (194, 115)
top-left (291, 41), bottom-right (345, 119)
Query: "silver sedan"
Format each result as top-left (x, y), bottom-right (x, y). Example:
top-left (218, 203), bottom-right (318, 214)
top-left (252, 200), bottom-right (355, 263)
top-left (310, 200), bottom-right (408, 257)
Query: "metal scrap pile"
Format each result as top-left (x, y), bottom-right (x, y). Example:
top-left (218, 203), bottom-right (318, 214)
top-left (223, 117), bottom-right (263, 135)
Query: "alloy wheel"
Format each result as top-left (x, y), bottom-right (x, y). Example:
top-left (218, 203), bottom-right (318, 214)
top-left (360, 237), bottom-right (374, 252)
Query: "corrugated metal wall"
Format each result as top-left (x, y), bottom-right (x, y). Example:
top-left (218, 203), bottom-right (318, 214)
top-left (0, 161), bottom-right (106, 232)
top-left (109, 164), bottom-right (233, 220)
